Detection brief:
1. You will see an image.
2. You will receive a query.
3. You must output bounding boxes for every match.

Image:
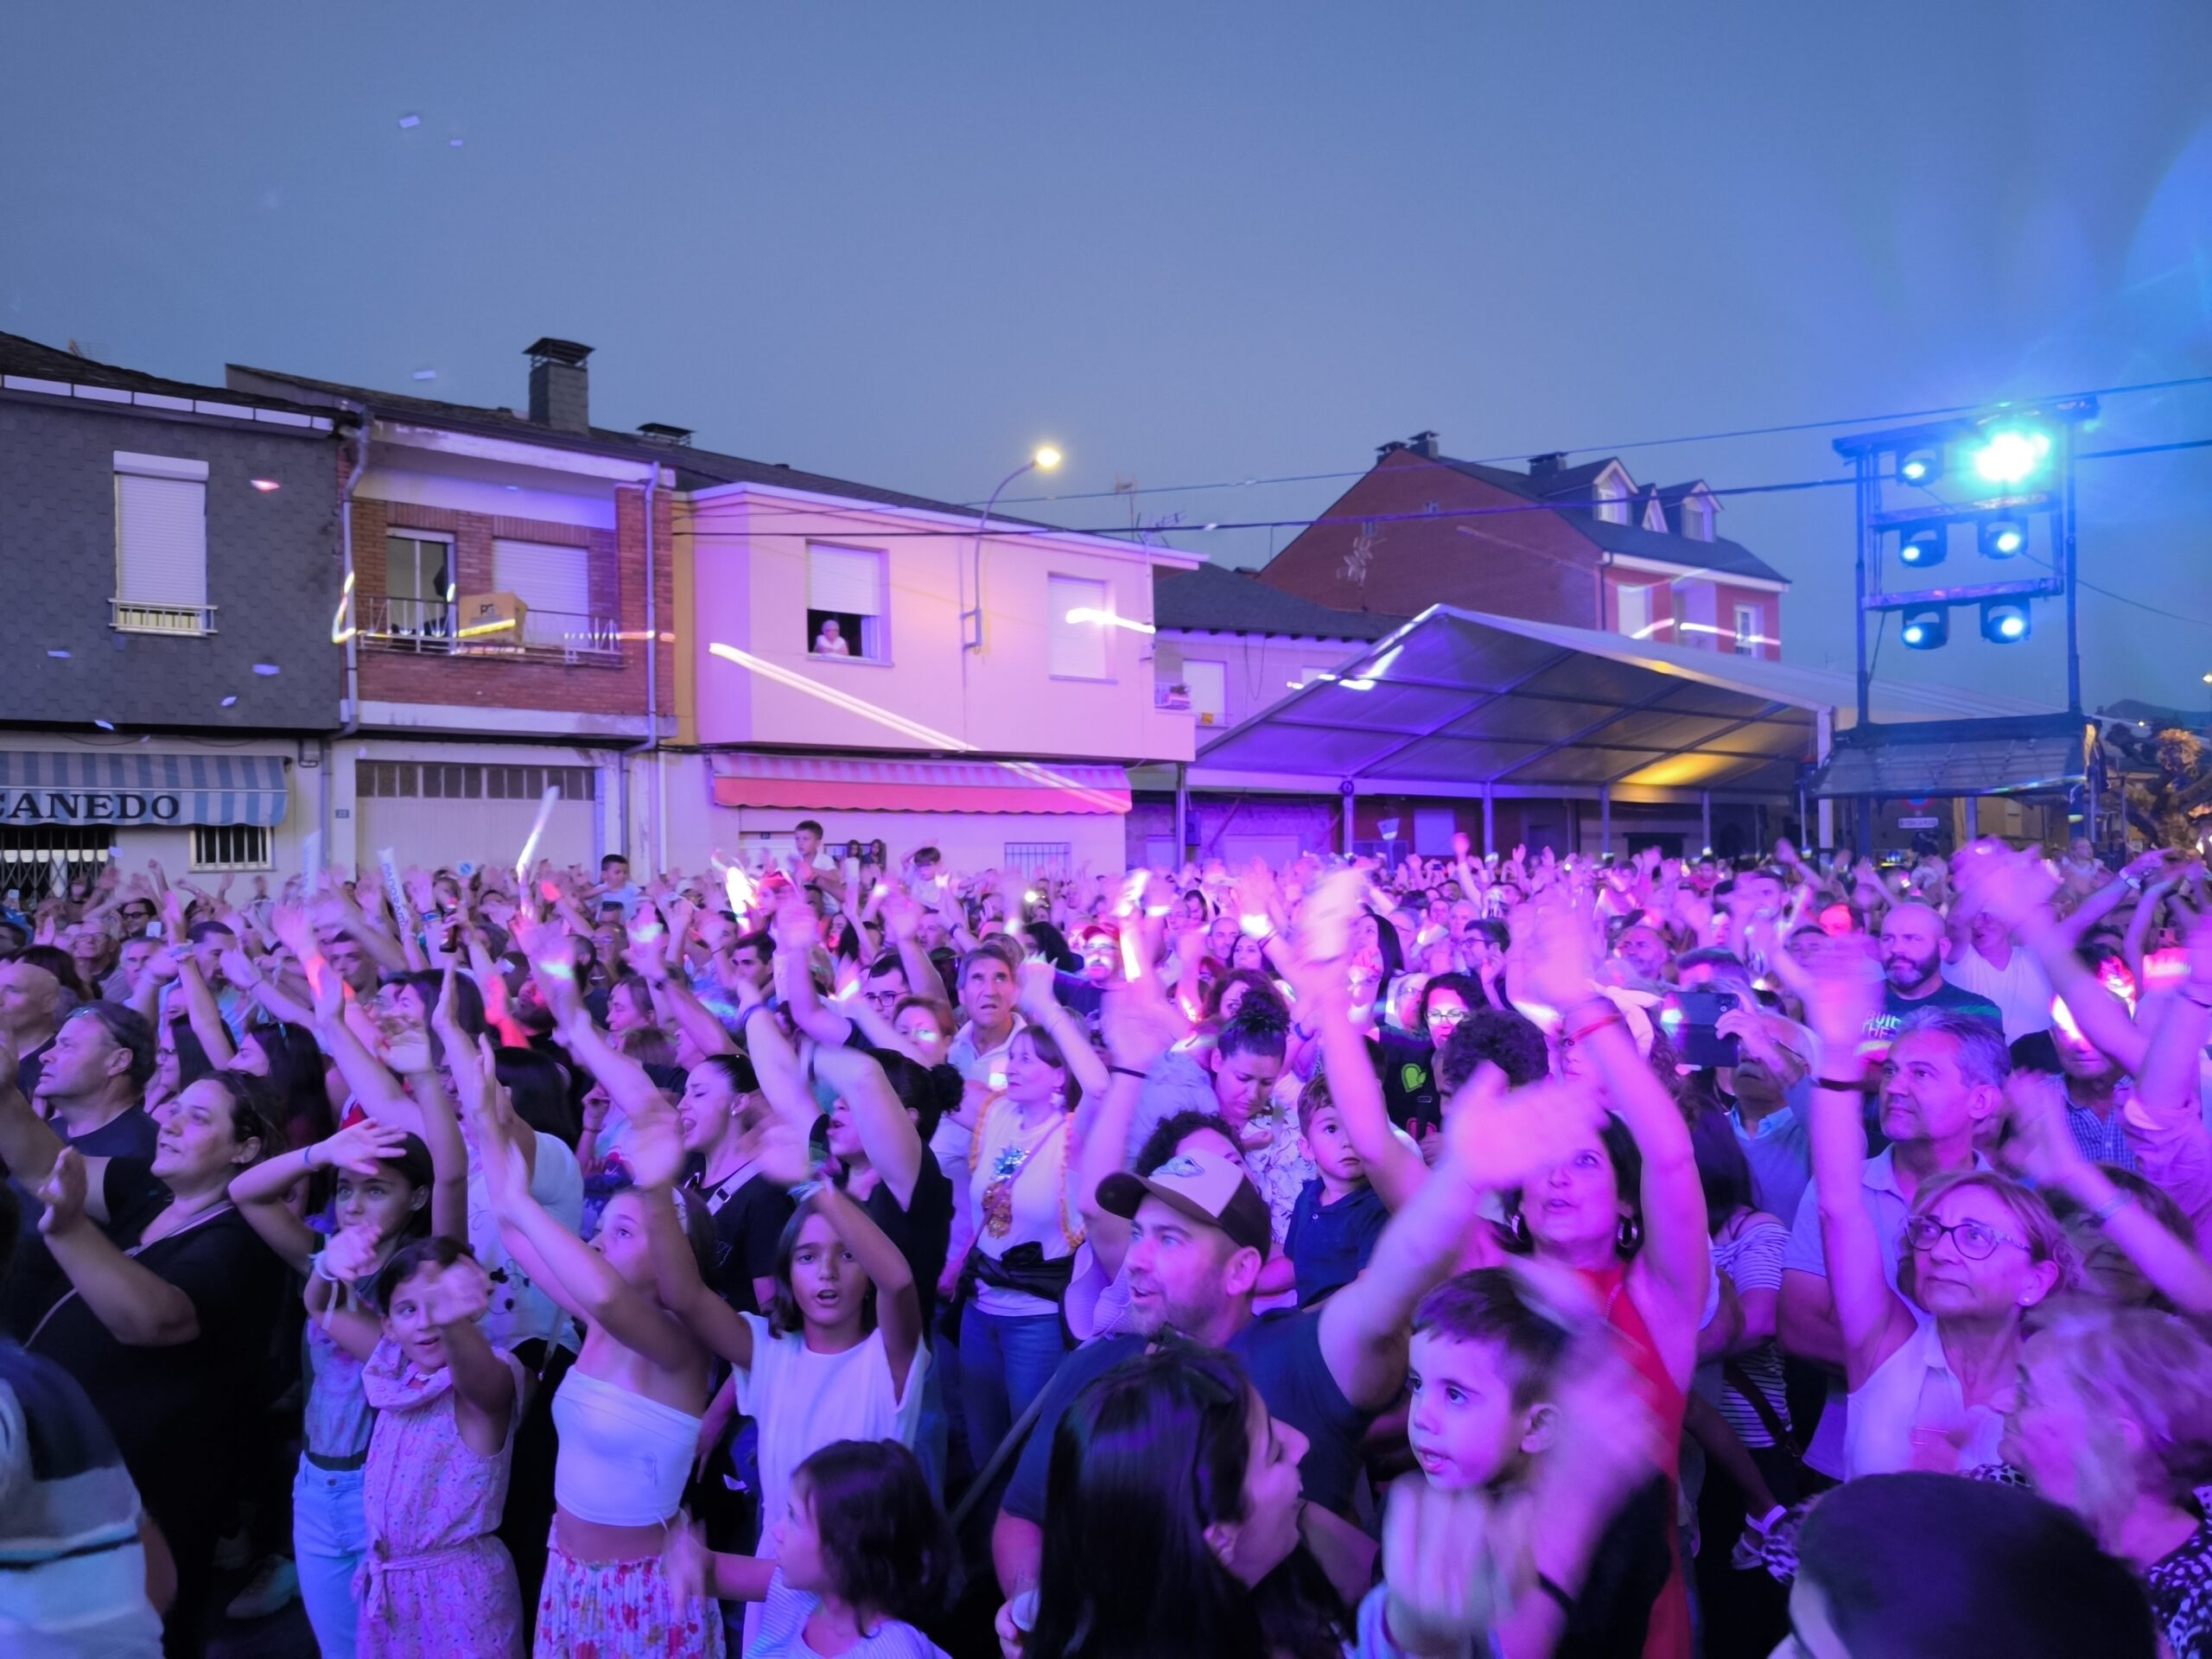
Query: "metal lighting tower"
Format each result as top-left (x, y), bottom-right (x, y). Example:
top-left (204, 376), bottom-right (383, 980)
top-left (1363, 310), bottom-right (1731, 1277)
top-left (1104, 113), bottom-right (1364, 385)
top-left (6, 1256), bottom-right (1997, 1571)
top-left (1822, 397), bottom-right (2099, 852)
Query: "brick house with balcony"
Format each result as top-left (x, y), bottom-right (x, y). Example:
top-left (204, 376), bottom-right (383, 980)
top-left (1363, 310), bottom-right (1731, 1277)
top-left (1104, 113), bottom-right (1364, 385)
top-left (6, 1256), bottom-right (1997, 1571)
top-left (0, 331), bottom-right (341, 887)
top-left (229, 342), bottom-right (679, 871)
top-left (1259, 431), bottom-right (1790, 659)
top-left (233, 341), bottom-right (1199, 877)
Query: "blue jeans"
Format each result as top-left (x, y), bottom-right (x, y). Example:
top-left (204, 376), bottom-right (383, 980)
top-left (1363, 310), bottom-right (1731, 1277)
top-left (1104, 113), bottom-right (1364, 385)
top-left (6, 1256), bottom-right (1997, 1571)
top-left (957, 1308), bottom-right (1068, 1471)
top-left (292, 1458), bottom-right (367, 1659)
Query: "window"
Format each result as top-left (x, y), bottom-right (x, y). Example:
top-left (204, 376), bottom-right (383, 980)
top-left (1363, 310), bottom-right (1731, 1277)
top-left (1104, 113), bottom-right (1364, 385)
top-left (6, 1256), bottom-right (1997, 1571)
top-left (1184, 659), bottom-right (1227, 726)
top-left (385, 532), bottom-right (454, 639)
top-left (492, 539), bottom-right (594, 652)
top-left (1691, 499), bottom-right (1715, 543)
top-left (1004, 842), bottom-right (1072, 881)
top-left (1643, 496), bottom-right (1667, 532)
top-left (191, 825), bottom-right (273, 872)
top-left (1047, 575), bottom-right (1110, 678)
top-left (1733, 604), bottom-right (1761, 656)
top-left (113, 452), bottom-right (212, 634)
top-left (1594, 470), bottom-right (1630, 527)
top-left (805, 543), bottom-right (887, 660)
top-left (1618, 583), bottom-right (1657, 639)
top-left (359, 761), bottom-right (595, 800)
top-left (0, 829), bottom-right (112, 899)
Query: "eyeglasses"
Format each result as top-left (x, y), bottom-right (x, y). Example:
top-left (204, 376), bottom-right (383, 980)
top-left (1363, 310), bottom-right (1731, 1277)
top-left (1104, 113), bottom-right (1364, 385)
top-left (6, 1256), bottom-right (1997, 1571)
top-left (861, 988), bottom-right (901, 1009)
top-left (1904, 1215), bottom-right (2031, 1261)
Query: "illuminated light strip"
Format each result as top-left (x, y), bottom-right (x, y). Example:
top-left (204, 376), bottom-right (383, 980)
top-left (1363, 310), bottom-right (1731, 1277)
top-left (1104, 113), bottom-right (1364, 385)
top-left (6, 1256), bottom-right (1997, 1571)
top-left (706, 643), bottom-right (1129, 812)
top-left (331, 571), bottom-right (358, 645)
top-left (456, 617), bottom-right (518, 640)
top-left (1064, 607), bottom-right (1155, 634)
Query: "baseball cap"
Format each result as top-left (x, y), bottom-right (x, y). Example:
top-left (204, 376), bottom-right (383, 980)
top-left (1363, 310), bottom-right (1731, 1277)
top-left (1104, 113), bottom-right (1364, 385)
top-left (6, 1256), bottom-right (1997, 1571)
top-left (1097, 1147), bottom-right (1272, 1257)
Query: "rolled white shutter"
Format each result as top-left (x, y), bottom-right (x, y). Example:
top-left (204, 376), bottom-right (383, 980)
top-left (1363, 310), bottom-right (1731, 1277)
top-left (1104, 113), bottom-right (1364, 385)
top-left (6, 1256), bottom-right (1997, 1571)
top-left (806, 544), bottom-right (882, 616)
top-left (492, 539), bottom-right (593, 647)
top-left (114, 473), bottom-right (208, 607)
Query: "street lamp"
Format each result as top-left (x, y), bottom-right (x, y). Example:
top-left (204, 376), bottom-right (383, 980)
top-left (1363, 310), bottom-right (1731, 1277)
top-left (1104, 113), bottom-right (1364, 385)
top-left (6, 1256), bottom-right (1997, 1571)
top-left (965, 445), bottom-right (1063, 653)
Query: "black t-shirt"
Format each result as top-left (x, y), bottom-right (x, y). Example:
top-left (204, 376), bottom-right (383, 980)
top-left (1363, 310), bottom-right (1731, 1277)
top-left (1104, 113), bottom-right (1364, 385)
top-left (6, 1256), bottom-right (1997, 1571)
top-left (1872, 978), bottom-right (2005, 1044)
top-left (859, 1147), bottom-right (955, 1326)
top-left (26, 1160), bottom-right (284, 1518)
top-left (697, 1167), bottom-right (794, 1317)
top-left (1373, 1030), bottom-right (1441, 1132)
top-left (1002, 1308), bottom-right (1374, 1525)
top-left (1556, 1474), bottom-right (1674, 1659)
top-left (3, 1107), bottom-right (160, 1341)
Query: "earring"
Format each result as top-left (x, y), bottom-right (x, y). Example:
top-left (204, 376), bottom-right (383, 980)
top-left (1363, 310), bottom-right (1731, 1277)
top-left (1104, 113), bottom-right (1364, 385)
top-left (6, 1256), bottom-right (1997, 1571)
top-left (1616, 1215), bottom-right (1643, 1255)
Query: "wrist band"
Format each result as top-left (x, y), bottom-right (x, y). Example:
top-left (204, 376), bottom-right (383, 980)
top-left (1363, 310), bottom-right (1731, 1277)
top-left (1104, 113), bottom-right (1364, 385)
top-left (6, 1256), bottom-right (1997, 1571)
top-left (1563, 1012), bottom-right (1623, 1045)
top-left (1109, 1065), bottom-right (1147, 1080)
top-left (310, 1253), bottom-right (338, 1285)
top-left (2091, 1191), bottom-right (2136, 1225)
top-left (1815, 1074), bottom-right (1868, 1092)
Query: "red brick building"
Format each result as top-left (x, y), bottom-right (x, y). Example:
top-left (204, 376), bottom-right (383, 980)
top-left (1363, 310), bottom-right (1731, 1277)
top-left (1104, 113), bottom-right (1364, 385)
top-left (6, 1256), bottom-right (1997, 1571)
top-left (1258, 432), bottom-right (1789, 660)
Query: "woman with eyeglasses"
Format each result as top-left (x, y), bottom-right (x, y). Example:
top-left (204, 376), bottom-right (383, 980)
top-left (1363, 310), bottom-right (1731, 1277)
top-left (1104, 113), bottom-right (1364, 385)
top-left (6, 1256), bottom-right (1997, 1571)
top-left (1808, 1056), bottom-right (2077, 1479)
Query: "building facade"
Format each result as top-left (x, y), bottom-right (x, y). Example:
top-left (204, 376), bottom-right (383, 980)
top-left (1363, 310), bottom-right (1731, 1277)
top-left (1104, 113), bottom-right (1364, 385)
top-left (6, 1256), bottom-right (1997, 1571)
top-left (0, 332), bottom-right (343, 892)
top-left (1257, 431), bottom-right (1789, 660)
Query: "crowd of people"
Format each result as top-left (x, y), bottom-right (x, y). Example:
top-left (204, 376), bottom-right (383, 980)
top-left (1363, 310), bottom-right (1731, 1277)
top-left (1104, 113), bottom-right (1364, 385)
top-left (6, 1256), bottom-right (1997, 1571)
top-left (2, 823), bottom-right (2210, 1659)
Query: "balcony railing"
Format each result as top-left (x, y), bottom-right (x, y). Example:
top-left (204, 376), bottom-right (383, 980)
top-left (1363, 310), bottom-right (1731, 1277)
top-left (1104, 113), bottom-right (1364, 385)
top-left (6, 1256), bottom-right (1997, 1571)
top-left (111, 599), bottom-right (217, 636)
top-left (354, 593), bottom-right (626, 666)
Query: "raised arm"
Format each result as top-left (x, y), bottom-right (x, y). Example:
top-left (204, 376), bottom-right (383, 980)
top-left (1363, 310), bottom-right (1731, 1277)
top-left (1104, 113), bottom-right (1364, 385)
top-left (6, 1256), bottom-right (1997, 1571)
top-left (811, 1043), bottom-right (923, 1209)
top-left (1077, 985), bottom-right (1173, 1279)
top-left (419, 1258), bottom-right (518, 1456)
top-left (882, 888), bottom-right (949, 1005)
top-left (1775, 940), bottom-right (1916, 1389)
top-left (0, 1037), bottom-right (67, 1195)
top-left (1014, 956), bottom-right (1109, 1102)
top-left (35, 1152), bottom-right (199, 1346)
top-left (229, 1116), bottom-right (414, 1274)
top-left (808, 1183), bottom-right (923, 1397)
top-left (1287, 944), bottom-right (1427, 1211)
top-left (1514, 899), bottom-right (1709, 1357)
top-left (1977, 848), bottom-right (2150, 1075)
top-left (474, 1056), bottom-right (697, 1372)
top-left (308, 962), bottom-right (421, 1133)
top-left (2005, 1066), bottom-right (2212, 1317)
top-left (170, 956), bottom-right (237, 1071)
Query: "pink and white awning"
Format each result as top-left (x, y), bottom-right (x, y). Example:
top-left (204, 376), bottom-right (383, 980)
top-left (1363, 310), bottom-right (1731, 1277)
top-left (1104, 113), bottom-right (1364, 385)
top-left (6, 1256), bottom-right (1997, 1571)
top-left (710, 753), bottom-right (1131, 816)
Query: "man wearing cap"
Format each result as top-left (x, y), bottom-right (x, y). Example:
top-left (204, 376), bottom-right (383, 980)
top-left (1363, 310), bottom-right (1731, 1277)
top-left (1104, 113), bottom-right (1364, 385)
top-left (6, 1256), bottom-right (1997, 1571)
top-left (990, 1137), bottom-right (1479, 1595)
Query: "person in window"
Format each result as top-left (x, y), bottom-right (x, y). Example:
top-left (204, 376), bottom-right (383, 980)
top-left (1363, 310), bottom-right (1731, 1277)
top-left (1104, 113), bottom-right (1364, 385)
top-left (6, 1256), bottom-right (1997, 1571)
top-left (813, 619), bottom-right (852, 657)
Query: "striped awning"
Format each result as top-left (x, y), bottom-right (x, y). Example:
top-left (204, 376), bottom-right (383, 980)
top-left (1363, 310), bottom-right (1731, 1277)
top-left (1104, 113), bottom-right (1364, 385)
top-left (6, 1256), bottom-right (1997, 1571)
top-left (711, 753), bottom-right (1130, 816)
top-left (0, 751), bottom-right (290, 828)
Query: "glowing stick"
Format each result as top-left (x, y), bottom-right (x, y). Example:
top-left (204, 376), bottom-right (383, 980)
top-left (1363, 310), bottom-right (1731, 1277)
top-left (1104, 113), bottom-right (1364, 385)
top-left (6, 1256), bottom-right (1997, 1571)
top-left (514, 785), bottom-right (560, 887)
top-left (725, 863), bottom-right (754, 917)
top-left (377, 848), bottom-right (407, 919)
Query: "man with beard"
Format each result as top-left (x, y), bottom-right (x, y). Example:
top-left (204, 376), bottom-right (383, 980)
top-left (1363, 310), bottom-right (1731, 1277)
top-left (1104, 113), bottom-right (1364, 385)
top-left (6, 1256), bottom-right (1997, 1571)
top-left (1869, 902), bottom-right (2001, 1045)
top-left (989, 1141), bottom-right (1473, 1592)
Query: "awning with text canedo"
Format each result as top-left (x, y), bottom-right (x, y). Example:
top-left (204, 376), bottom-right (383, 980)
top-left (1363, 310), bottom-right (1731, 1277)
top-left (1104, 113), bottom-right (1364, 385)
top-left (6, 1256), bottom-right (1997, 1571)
top-left (711, 753), bottom-right (1131, 816)
top-left (0, 751), bottom-right (290, 827)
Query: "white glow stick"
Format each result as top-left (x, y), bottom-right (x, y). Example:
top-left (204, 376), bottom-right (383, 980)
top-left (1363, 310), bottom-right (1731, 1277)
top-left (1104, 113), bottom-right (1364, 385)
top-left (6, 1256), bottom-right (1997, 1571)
top-left (725, 863), bottom-right (754, 917)
top-left (301, 830), bottom-right (322, 881)
top-left (377, 848), bottom-right (406, 918)
top-left (514, 785), bottom-right (560, 888)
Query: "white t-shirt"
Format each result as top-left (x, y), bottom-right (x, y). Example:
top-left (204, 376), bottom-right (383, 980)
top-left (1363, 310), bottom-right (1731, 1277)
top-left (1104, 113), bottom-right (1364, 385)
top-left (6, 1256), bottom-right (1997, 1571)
top-left (967, 1099), bottom-right (1077, 1319)
top-left (751, 1571), bottom-right (949, 1659)
top-left (734, 1316), bottom-right (929, 1650)
top-left (1944, 944), bottom-right (2054, 1041)
top-left (467, 1131), bottom-right (584, 1353)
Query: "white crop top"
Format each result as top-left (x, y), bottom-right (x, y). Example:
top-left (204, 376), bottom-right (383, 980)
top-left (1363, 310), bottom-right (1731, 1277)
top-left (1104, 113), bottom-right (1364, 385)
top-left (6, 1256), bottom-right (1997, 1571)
top-left (550, 1367), bottom-right (701, 1528)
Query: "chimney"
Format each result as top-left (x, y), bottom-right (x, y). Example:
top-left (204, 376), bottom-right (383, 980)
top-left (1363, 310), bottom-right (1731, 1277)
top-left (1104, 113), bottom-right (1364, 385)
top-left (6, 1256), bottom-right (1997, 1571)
top-left (1408, 430), bottom-right (1440, 459)
top-left (1527, 452), bottom-right (1567, 477)
top-left (1375, 439), bottom-right (1409, 462)
top-left (524, 338), bottom-right (593, 432)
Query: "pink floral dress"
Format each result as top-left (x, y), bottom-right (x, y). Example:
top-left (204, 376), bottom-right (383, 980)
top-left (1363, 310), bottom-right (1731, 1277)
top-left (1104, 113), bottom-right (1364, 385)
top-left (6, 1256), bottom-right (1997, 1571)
top-left (356, 1338), bottom-right (527, 1659)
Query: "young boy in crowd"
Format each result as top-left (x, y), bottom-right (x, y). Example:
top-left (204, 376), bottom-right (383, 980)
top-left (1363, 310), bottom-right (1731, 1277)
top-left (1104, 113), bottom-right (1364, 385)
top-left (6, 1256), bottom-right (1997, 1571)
top-left (1283, 1074), bottom-right (1389, 1305)
top-left (1399, 1269), bottom-right (1672, 1659)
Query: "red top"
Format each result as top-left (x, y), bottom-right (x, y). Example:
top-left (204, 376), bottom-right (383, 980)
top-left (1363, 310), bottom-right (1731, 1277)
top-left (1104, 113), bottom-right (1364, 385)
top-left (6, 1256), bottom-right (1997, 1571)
top-left (1583, 1262), bottom-right (1691, 1659)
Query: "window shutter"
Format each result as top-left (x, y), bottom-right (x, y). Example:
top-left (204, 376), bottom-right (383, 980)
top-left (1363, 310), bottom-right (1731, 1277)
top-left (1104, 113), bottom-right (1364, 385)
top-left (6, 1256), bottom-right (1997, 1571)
top-left (1618, 583), bottom-right (1652, 638)
top-left (115, 473), bottom-right (208, 607)
top-left (1047, 575), bottom-right (1109, 678)
top-left (806, 545), bottom-right (882, 616)
top-left (492, 539), bottom-right (593, 647)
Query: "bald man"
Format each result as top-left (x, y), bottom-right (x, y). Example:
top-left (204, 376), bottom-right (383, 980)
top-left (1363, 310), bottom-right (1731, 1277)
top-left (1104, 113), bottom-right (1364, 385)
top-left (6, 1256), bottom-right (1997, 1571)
top-left (1872, 899), bottom-right (2002, 1043)
top-left (0, 958), bottom-right (62, 1100)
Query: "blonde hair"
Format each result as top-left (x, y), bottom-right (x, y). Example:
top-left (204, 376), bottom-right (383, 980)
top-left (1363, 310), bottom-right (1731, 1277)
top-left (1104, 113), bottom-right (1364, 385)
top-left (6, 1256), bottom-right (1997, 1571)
top-left (1900, 1169), bottom-right (2081, 1300)
top-left (2025, 1305), bottom-right (2212, 1506)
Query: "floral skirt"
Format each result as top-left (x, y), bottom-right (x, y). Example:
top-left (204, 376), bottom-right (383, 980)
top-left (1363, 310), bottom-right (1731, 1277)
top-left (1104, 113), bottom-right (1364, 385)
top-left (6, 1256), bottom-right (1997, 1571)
top-left (532, 1528), bottom-right (724, 1659)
